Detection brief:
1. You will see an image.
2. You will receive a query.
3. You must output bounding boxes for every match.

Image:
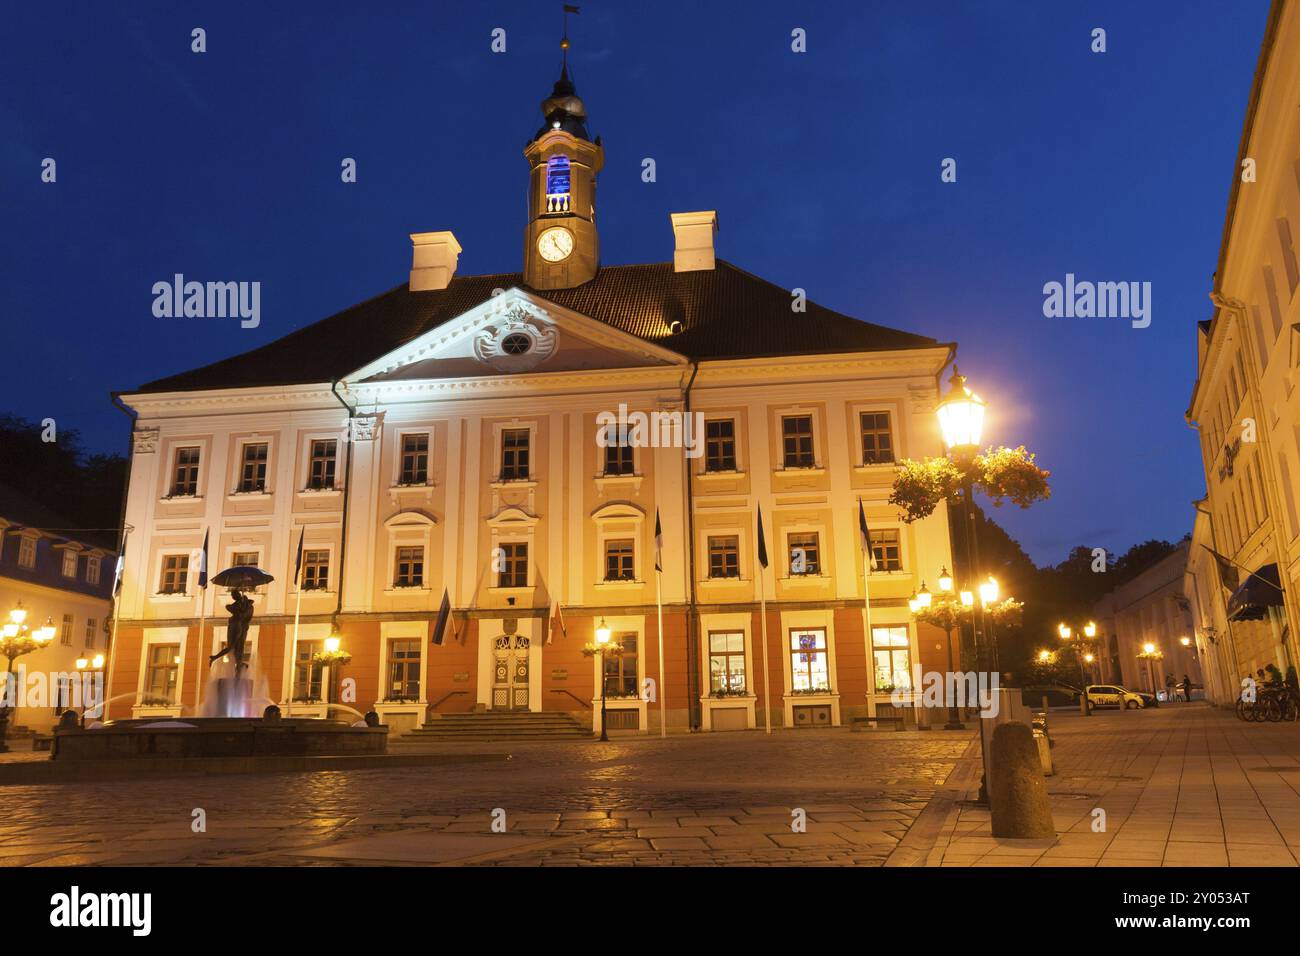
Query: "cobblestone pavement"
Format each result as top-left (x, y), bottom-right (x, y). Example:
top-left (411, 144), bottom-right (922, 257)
top-left (0, 729), bottom-right (971, 866)
top-left (930, 702), bottom-right (1300, 867)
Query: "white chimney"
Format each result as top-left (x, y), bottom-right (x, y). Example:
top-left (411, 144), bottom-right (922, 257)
top-left (670, 211), bottom-right (718, 272)
top-left (409, 231), bottom-right (462, 291)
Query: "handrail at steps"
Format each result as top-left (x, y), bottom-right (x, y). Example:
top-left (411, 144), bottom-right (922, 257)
top-left (551, 689), bottom-right (591, 710)
top-left (429, 690), bottom-right (468, 712)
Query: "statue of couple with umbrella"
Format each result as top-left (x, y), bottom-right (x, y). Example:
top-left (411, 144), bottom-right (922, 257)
top-left (208, 565), bottom-right (275, 679)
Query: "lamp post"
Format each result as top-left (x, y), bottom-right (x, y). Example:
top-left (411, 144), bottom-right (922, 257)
top-left (936, 368), bottom-right (991, 671)
top-left (314, 624), bottom-right (352, 713)
top-left (0, 603), bottom-right (56, 751)
top-left (595, 618), bottom-right (611, 742)
top-left (1057, 620), bottom-right (1099, 716)
top-left (1138, 642), bottom-right (1164, 699)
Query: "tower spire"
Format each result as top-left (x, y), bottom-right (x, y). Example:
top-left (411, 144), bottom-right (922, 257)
top-left (561, 4), bottom-right (579, 70)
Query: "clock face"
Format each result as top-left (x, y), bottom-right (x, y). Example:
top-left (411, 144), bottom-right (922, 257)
top-left (537, 226), bottom-right (575, 263)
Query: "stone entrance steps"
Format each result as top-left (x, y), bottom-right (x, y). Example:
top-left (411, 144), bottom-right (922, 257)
top-left (398, 710), bottom-right (590, 742)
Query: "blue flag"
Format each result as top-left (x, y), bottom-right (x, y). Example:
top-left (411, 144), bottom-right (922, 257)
top-left (293, 528), bottom-right (305, 585)
top-left (756, 504), bottom-right (769, 570)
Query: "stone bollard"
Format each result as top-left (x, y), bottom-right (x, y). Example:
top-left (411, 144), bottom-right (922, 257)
top-left (989, 721), bottom-right (1056, 839)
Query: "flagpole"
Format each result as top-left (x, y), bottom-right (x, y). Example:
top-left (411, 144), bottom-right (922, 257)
top-left (759, 557), bottom-right (772, 735)
top-left (862, 549), bottom-right (877, 721)
top-left (285, 528), bottom-right (305, 715)
top-left (194, 586), bottom-right (207, 717)
top-left (656, 568), bottom-right (666, 738)
top-left (101, 529), bottom-right (131, 720)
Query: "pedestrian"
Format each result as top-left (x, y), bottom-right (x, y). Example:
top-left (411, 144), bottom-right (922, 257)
top-left (1165, 673), bottom-right (1176, 703)
top-left (1181, 673), bottom-right (1193, 702)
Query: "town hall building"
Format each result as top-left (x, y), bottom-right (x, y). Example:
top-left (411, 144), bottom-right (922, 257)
top-left (107, 62), bottom-right (960, 736)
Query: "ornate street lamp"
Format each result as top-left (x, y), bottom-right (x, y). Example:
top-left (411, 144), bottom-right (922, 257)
top-left (1058, 620), bottom-right (1100, 715)
top-left (314, 624), bottom-right (352, 709)
top-left (595, 618), bottom-right (612, 741)
top-left (0, 602), bottom-right (55, 752)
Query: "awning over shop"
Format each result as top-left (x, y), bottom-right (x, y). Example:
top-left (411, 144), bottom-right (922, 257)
top-left (1226, 563), bottom-right (1285, 622)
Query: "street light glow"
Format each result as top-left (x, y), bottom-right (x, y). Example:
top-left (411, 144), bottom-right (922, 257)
top-left (937, 567), bottom-right (953, 593)
top-left (595, 618), bottom-right (611, 644)
top-left (936, 368), bottom-right (987, 450)
top-left (978, 577), bottom-right (999, 604)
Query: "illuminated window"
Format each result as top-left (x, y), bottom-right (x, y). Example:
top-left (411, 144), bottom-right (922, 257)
top-left (545, 155), bottom-right (571, 211)
top-left (61, 550), bottom-right (78, 578)
top-left (872, 626), bottom-right (912, 693)
top-left (146, 644), bottom-right (181, 704)
top-left (708, 631), bottom-right (746, 694)
top-left (85, 618), bottom-right (97, 648)
top-left (303, 550), bottom-right (330, 591)
top-left (603, 633), bottom-right (637, 696)
top-left (61, 614), bottom-right (73, 646)
top-left (788, 532), bottom-right (820, 575)
top-left (293, 640), bottom-right (323, 701)
top-left (86, 556), bottom-right (101, 585)
top-left (790, 629), bottom-right (830, 692)
top-left (387, 638), bottom-right (422, 701)
top-left (17, 537), bottom-right (35, 568)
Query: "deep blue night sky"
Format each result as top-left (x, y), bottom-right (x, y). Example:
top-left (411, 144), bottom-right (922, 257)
top-left (0, 1), bottom-right (1271, 564)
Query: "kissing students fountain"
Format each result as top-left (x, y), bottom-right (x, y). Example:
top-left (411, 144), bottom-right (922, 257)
top-left (49, 565), bottom-right (386, 762)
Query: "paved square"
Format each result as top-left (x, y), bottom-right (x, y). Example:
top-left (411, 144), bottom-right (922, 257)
top-left (5, 705), bottom-right (1300, 866)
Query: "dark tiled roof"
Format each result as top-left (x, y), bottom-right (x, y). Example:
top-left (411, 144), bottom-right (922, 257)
top-left (135, 260), bottom-right (944, 394)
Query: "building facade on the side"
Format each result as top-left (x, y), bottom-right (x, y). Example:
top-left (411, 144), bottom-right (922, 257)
top-left (1187, 0), bottom-right (1300, 688)
top-left (1184, 503), bottom-right (1239, 706)
top-left (1093, 541), bottom-right (1204, 700)
top-left (106, 66), bottom-right (962, 735)
top-left (0, 483), bottom-right (117, 732)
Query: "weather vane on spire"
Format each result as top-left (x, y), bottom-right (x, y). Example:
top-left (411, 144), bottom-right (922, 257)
top-left (561, 4), bottom-right (580, 67)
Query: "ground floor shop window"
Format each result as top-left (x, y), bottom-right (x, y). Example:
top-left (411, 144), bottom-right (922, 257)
top-left (603, 633), bottom-right (638, 696)
top-left (293, 640), bottom-right (323, 701)
top-left (708, 631), bottom-right (747, 694)
top-left (386, 638), bottom-right (421, 700)
top-left (872, 626), bottom-right (912, 693)
top-left (145, 643), bottom-right (180, 704)
top-left (790, 628), bottom-right (830, 692)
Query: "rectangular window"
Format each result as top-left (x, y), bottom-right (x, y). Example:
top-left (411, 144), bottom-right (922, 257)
top-left (292, 640), bottom-right (323, 701)
top-left (308, 439), bottom-right (337, 489)
top-left (500, 429), bottom-right (530, 480)
top-left (61, 613), bottom-right (73, 646)
top-left (86, 556), bottom-right (101, 585)
top-left (604, 539), bottom-right (635, 581)
top-left (231, 551), bottom-right (260, 590)
top-left (781, 415), bottom-right (815, 468)
top-left (603, 633), bottom-right (638, 696)
top-left (17, 537), bottom-right (36, 569)
top-left (708, 631), bottom-right (746, 694)
top-left (860, 411), bottom-right (895, 465)
top-left (704, 419), bottom-right (737, 472)
top-left (238, 442), bottom-right (269, 493)
top-left (788, 532), bottom-right (820, 576)
top-left (872, 626), bottom-right (912, 694)
top-left (394, 546), bottom-right (424, 587)
top-left (498, 542), bottom-right (528, 587)
top-left (869, 529), bottom-right (902, 572)
top-left (61, 550), bottom-right (78, 578)
top-left (85, 618), bottom-right (97, 648)
top-left (302, 550), bottom-right (330, 591)
top-left (386, 638), bottom-right (422, 701)
top-left (399, 434), bottom-right (429, 485)
top-left (171, 446), bottom-right (200, 496)
top-left (790, 628), bottom-right (830, 692)
top-left (159, 554), bottom-right (189, 594)
top-left (604, 429), bottom-right (634, 476)
top-left (707, 536), bottom-right (740, 578)
top-left (146, 644), bottom-right (180, 704)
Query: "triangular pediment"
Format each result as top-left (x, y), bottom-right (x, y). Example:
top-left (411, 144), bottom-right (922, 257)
top-left (347, 288), bottom-right (687, 383)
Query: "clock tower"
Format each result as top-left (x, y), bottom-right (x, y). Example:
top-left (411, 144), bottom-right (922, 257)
top-left (523, 58), bottom-right (604, 290)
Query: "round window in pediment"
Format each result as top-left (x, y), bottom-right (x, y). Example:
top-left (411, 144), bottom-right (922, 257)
top-left (501, 333), bottom-right (533, 355)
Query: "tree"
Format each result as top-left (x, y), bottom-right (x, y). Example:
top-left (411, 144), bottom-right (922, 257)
top-left (0, 414), bottom-right (125, 538)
